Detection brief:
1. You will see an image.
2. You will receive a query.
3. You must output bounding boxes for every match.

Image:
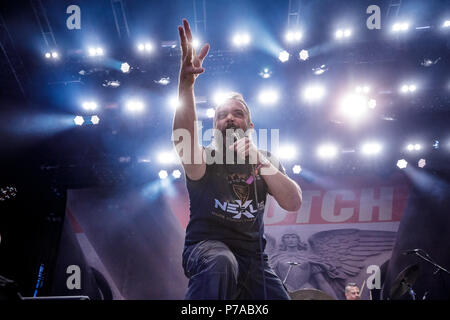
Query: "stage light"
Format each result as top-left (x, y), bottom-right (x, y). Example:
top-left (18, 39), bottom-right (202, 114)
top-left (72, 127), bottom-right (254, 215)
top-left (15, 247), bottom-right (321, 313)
top-left (400, 83), bottom-right (417, 94)
top-left (397, 159), bottom-right (408, 169)
top-left (45, 52), bottom-right (51, 59)
top-left (356, 86), bottom-right (370, 94)
top-left (443, 20), bottom-right (450, 28)
top-left (418, 159), bottom-right (426, 168)
top-left (433, 140), bottom-right (439, 149)
top-left (138, 43), bottom-right (145, 51)
top-left (368, 99), bottom-right (377, 109)
top-left (157, 152), bottom-right (178, 165)
top-left (192, 38), bottom-right (201, 49)
top-left (51, 51), bottom-right (59, 58)
top-left (125, 100), bottom-right (145, 113)
top-left (88, 47), bottom-right (104, 56)
top-left (278, 50), bottom-right (290, 63)
top-left (145, 43), bottom-right (152, 51)
top-left (91, 115), bottom-right (100, 125)
top-left (292, 165), bottom-right (302, 174)
top-left (74, 116), bottom-right (84, 126)
top-left (303, 85), bottom-right (325, 102)
top-left (172, 169), bottom-right (182, 179)
top-left (339, 94), bottom-right (368, 121)
top-left (120, 62), bottom-right (130, 73)
top-left (317, 144), bottom-right (338, 159)
top-left (259, 68), bottom-right (272, 79)
top-left (168, 96), bottom-right (180, 109)
top-left (232, 32), bottom-right (251, 47)
top-left (335, 28), bottom-right (352, 39)
top-left (276, 146), bottom-right (297, 160)
top-left (158, 170), bottom-right (168, 179)
top-left (82, 101), bottom-right (98, 111)
top-left (285, 30), bottom-right (302, 43)
top-left (206, 108), bottom-right (215, 118)
top-left (213, 91), bottom-right (229, 105)
top-left (392, 22), bottom-right (409, 32)
top-left (299, 50), bottom-right (309, 61)
top-left (406, 143), bottom-right (421, 152)
top-left (361, 142), bottom-right (382, 155)
top-left (258, 89), bottom-right (279, 105)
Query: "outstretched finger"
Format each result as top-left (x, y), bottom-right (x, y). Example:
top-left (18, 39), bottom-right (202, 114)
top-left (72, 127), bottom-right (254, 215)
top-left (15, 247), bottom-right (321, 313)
top-left (178, 26), bottom-right (188, 59)
top-left (183, 19), bottom-right (193, 42)
top-left (198, 43), bottom-right (210, 61)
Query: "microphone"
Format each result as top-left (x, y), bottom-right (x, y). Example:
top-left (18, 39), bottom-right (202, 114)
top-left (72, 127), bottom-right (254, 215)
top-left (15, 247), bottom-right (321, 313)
top-left (403, 249), bottom-right (420, 255)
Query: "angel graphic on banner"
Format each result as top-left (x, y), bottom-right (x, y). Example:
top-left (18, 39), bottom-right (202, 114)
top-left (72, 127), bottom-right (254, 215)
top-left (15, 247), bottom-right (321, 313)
top-left (265, 228), bottom-right (397, 300)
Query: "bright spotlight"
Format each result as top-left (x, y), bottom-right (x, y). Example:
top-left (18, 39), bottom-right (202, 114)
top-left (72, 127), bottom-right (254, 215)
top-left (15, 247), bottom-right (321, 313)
top-left (356, 86), bottom-right (370, 94)
top-left (145, 43), bottom-right (153, 51)
top-left (88, 47), bottom-right (104, 56)
top-left (339, 94), bottom-right (368, 121)
top-left (158, 170), bottom-right (168, 180)
top-left (303, 85), bottom-right (325, 102)
top-left (292, 165), bottom-right (302, 174)
top-left (206, 108), bottom-right (215, 118)
top-left (278, 50), bottom-right (290, 63)
top-left (368, 99), bottom-right (377, 109)
top-left (361, 142), bottom-right (382, 155)
top-left (74, 116), bottom-right (84, 126)
top-left (392, 22), bottom-right (409, 32)
top-left (400, 83), bottom-right (417, 94)
top-left (317, 144), bottom-right (338, 159)
top-left (137, 43), bottom-right (145, 51)
top-left (157, 151), bottom-right (178, 165)
top-left (213, 91), bottom-right (229, 105)
top-left (406, 143), bottom-right (421, 152)
top-left (285, 30), bottom-right (302, 43)
top-left (172, 169), bottom-right (182, 179)
top-left (232, 32), bottom-right (251, 47)
top-left (335, 28), bottom-right (352, 39)
top-left (276, 146), bottom-right (297, 160)
top-left (258, 89), bottom-right (279, 105)
top-left (168, 96), bottom-right (180, 109)
top-left (299, 49), bottom-right (309, 61)
top-left (121, 62), bottom-right (130, 73)
top-left (45, 52), bottom-right (51, 59)
top-left (443, 20), bottom-right (450, 28)
top-left (82, 101), bottom-right (98, 111)
top-left (192, 38), bottom-right (201, 49)
top-left (125, 100), bottom-right (145, 113)
top-left (91, 115), bottom-right (100, 125)
top-left (157, 77), bottom-right (170, 85)
top-left (418, 159), bottom-right (426, 168)
top-left (259, 68), bottom-right (272, 79)
top-left (51, 51), bottom-right (58, 58)
top-left (397, 159), bottom-right (408, 169)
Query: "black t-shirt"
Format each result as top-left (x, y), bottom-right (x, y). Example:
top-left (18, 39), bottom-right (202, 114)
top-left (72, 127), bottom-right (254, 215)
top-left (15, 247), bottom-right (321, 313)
top-left (184, 147), bottom-right (286, 255)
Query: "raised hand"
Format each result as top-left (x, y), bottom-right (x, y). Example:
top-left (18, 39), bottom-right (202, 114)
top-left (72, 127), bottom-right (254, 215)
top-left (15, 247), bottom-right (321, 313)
top-left (178, 19), bottom-right (210, 87)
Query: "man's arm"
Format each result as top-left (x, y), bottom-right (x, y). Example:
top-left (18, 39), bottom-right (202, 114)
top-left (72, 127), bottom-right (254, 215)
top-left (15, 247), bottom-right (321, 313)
top-left (230, 139), bottom-right (302, 211)
top-left (258, 153), bottom-right (302, 212)
top-left (172, 19), bottom-right (210, 180)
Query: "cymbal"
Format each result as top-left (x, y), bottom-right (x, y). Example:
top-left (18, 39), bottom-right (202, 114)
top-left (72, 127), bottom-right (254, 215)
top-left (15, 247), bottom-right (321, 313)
top-left (389, 264), bottom-right (420, 300)
top-left (289, 288), bottom-right (335, 300)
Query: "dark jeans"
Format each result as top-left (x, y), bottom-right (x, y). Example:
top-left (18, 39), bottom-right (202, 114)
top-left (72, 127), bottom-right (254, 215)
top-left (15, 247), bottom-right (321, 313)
top-left (182, 240), bottom-right (290, 300)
